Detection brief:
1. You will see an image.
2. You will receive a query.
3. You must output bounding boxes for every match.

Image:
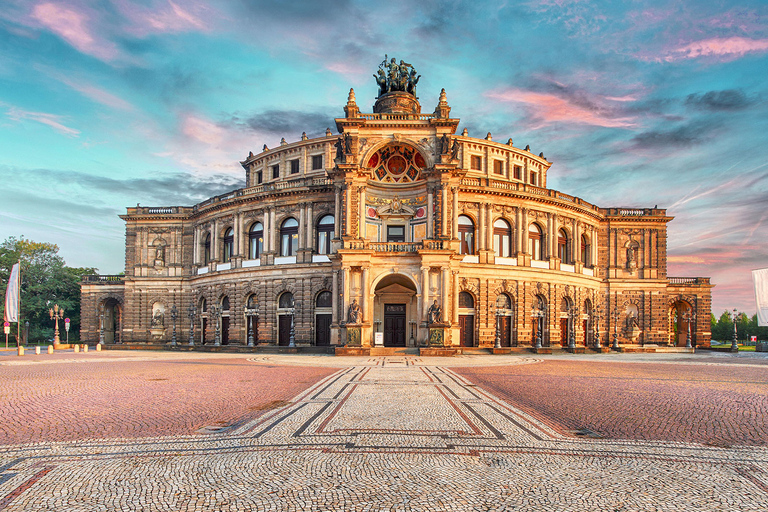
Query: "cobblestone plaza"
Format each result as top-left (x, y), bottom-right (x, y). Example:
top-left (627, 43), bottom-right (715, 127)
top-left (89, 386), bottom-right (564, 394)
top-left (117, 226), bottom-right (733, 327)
top-left (1, 350), bottom-right (766, 510)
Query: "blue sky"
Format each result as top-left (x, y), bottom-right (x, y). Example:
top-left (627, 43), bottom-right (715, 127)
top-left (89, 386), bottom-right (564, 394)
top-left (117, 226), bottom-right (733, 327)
top-left (0, 0), bottom-right (766, 315)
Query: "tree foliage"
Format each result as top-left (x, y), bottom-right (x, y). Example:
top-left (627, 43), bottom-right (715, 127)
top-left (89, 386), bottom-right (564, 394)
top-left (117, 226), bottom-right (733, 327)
top-left (710, 309), bottom-right (768, 343)
top-left (0, 236), bottom-right (96, 343)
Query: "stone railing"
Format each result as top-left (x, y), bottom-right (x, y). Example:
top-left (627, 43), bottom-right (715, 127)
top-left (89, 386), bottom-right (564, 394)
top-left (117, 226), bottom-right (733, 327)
top-left (195, 177), bottom-right (333, 211)
top-left (358, 113), bottom-right (435, 121)
top-left (668, 277), bottom-right (711, 285)
top-left (368, 242), bottom-right (422, 253)
top-left (81, 275), bottom-right (125, 283)
top-left (603, 208), bottom-right (665, 217)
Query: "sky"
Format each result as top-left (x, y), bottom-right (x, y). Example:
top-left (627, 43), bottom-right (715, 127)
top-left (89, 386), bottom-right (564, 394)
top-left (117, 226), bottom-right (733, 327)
top-left (0, 0), bottom-right (766, 316)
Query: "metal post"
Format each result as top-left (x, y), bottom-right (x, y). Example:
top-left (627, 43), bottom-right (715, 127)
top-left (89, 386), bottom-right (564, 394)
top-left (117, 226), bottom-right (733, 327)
top-left (213, 305), bottom-right (221, 346)
top-left (683, 309), bottom-right (695, 349)
top-left (289, 300), bottom-right (296, 347)
top-left (409, 320), bottom-right (415, 346)
top-left (170, 305), bottom-right (177, 346)
top-left (532, 303), bottom-right (544, 350)
top-left (98, 304), bottom-right (105, 345)
top-left (49, 304), bottom-right (64, 344)
top-left (188, 304), bottom-right (196, 346)
top-left (731, 308), bottom-right (739, 352)
top-left (612, 307), bottom-right (619, 350)
top-left (568, 305), bottom-right (577, 350)
top-left (594, 306), bottom-right (602, 350)
top-left (494, 309), bottom-right (501, 349)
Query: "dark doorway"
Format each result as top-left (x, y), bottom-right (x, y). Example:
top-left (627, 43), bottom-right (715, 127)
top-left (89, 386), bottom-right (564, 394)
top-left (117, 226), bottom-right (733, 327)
top-left (384, 304), bottom-right (406, 347)
top-left (221, 317), bottom-right (230, 345)
top-left (583, 319), bottom-right (589, 346)
top-left (200, 318), bottom-right (207, 345)
top-left (560, 318), bottom-right (569, 346)
top-left (499, 316), bottom-right (512, 347)
top-left (316, 314), bottom-right (332, 346)
top-left (459, 315), bottom-right (474, 347)
top-left (279, 315), bottom-right (292, 346)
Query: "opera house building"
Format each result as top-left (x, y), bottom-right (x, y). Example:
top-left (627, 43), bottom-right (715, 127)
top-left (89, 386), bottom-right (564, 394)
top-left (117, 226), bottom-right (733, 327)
top-left (80, 60), bottom-right (712, 353)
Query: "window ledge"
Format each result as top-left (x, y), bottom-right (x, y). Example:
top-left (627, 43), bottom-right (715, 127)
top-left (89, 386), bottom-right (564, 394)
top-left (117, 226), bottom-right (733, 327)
top-left (217, 262), bottom-right (231, 271)
top-left (462, 255), bottom-right (479, 263)
top-left (312, 254), bottom-right (331, 263)
top-left (495, 257), bottom-right (517, 266)
top-left (582, 267), bottom-right (594, 276)
top-left (274, 256), bottom-right (297, 265)
top-left (197, 267), bottom-right (208, 275)
top-left (531, 259), bottom-right (549, 269)
top-left (243, 259), bottom-right (260, 268)
top-left (560, 263), bottom-right (575, 273)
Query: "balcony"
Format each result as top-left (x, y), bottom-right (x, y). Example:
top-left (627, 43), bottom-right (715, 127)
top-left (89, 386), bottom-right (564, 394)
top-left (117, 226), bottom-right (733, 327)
top-left (342, 240), bottom-right (447, 253)
top-left (81, 275), bottom-right (124, 283)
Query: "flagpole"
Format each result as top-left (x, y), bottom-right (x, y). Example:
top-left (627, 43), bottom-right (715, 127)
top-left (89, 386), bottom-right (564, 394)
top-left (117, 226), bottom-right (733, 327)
top-left (16, 260), bottom-right (21, 347)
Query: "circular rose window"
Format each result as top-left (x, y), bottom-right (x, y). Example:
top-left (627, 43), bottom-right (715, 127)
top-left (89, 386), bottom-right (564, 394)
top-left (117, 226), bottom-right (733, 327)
top-left (369, 144), bottom-right (424, 183)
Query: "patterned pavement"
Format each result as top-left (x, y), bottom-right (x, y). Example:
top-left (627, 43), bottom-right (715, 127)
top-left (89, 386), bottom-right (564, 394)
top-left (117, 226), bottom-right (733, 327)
top-left (0, 351), bottom-right (766, 510)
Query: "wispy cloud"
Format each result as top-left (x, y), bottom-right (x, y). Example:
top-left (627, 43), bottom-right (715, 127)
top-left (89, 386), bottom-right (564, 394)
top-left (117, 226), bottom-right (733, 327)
top-left (486, 88), bottom-right (638, 128)
top-left (31, 2), bottom-right (120, 61)
top-left (662, 37), bottom-right (768, 62)
top-left (2, 103), bottom-right (80, 136)
top-left (116, 0), bottom-right (210, 37)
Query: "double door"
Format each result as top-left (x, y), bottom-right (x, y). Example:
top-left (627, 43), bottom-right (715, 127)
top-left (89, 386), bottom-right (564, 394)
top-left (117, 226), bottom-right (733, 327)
top-left (383, 304), bottom-right (406, 347)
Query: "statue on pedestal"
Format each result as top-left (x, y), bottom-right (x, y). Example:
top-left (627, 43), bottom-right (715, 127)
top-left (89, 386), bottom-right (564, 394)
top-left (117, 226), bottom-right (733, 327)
top-left (427, 300), bottom-right (442, 325)
top-left (347, 299), bottom-right (362, 324)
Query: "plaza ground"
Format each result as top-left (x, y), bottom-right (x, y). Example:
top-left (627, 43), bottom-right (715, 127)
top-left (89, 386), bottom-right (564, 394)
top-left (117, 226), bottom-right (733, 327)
top-left (0, 349), bottom-right (766, 510)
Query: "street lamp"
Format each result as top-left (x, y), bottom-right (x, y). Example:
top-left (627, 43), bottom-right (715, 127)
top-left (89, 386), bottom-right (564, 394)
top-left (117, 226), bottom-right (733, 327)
top-left (731, 308), bottom-right (739, 352)
top-left (188, 304), bottom-right (196, 346)
top-left (245, 304), bottom-right (259, 347)
top-left (568, 304), bottom-right (579, 350)
top-left (98, 303), bottom-right (105, 345)
top-left (49, 304), bottom-right (64, 344)
top-left (170, 305), bottom-right (178, 346)
top-left (611, 306), bottom-right (620, 350)
top-left (494, 307), bottom-right (502, 349)
top-left (211, 305), bottom-right (221, 346)
top-left (683, 309), bottom-right (696, 349)
top-left (531, 301), bottom-right (545, 350)
top-left (593, 305), bottom-right (603, 350)
top-left (289, 299), bottom-right (297, 347)
top-left (408, 320), bottom-right (416, 346)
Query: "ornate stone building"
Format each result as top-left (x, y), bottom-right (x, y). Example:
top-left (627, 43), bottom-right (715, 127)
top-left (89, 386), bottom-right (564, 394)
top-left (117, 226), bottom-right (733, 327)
top-left (80, 61), bottom-right (712, 351)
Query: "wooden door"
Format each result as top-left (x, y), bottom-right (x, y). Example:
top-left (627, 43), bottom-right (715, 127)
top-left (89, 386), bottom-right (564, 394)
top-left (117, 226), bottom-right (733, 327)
top-left (459, 315), bottom-right (474, 347)
top-left (221, 317), bottom-right (230, 345)
top-left (316, 314), bottom-right (332, 346)
top-left (279, 315), bottom-right (291, 346)
top-left (500, 316), bottom-right (512, 347)
top-left (560, 318), bottom-right (569, 346)
top-left (384, 304), bottom-right (406, 347)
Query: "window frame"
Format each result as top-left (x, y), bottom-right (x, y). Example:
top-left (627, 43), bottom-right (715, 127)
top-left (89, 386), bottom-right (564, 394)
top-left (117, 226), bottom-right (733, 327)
top-left (528, 224), bottom-right (543, 261)
top-left (311, 154), bottom-right (323, 170)
top-left (493, 160), bottom-right (504, 175)
top-left (290, 159), bottom-right (299, 174)
top-left (280, 218), bottom-right (299, 256)
top-left (470, 155), bottom-right (482, 171)
top-left (271, 164), bottom-right (280, 180)
top-left (493, 219), bottom-right (512, 258)
top-left (458, 215), bottom-right (475, 255)
top-left (222, 228), bottom-right (234, 262)
top-left (249, 222), bottom-right (264, 260)
top-left (316, 215), bottom-right (335, 255)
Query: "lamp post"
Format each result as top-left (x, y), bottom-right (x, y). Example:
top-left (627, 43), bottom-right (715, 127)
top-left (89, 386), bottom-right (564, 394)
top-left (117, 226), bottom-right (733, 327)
top-left (188, 304), bottom-right (196, 346)
top-left (731, 308), bottom-right (739, 352)
top-left (611, 306), bottom-right (620, 350)
top-left (494, 308), bottom-right (502, 349)
top-left (49, 304), bottom-right (64, 344)
top-left (568, 304), bottom-right (579, 350)
top-left (289, 299), bottom-right (297, 348)
top-left (98, 304), bottom-right (105, 345)
top-left (531, 302), bottom-right (545, 350)
top-left (211, 305), bottom-right (221, 346)
top-left (245, 304), bottom-right (259, 347)
top-left (408, 320), bottom-right (415, 346)
top-left (683, 309), bottom-right (696, 349)
top-left (170, 305), bottom-right (178, 345)
top-left (593, 305), bottom-right (603, 349)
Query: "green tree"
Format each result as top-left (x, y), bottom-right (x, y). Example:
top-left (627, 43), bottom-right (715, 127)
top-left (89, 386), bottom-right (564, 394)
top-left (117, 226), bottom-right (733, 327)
top-left (711, 310), bottom-right (733, 342)
top-left (0, 236), bottom-right (96, 343)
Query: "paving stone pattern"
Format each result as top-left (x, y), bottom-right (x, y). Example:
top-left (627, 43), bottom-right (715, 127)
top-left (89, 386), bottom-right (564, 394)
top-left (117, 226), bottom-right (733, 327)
top-left (0, 352), bottom-right (766, 510)
top-left (455, 359), bottom-right (768, 447)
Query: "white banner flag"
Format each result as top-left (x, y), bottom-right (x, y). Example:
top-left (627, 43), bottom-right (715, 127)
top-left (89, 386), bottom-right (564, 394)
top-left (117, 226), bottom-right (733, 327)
top-left (4, 263), bottom-right (20, 323)
top-left (753, 268), bottom-right (768, 327)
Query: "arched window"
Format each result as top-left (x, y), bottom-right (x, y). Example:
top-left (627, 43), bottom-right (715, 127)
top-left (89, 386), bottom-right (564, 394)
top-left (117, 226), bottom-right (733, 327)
top-left (558, 228), bottom-right (570, 264)
top-left (280, 218), bottom-right (299, 256)
top-left (581, 234), bottom-right (591, 267)
top-left (278, 292), bottom-right (294, 309)
top-left (493, 219), bottom-right (512, 258)
top-left (203, 234), bottom-right (211, 264)
top-left (316, 291), bottom-right (332, 308)
top-left (458, 215), bottom-right (475, 255)
top-left (316, 215), bottom-right (334, 255)
top-left (249, 222), bottom-right (263, 260)
top-left (221, 296), bottom-right (230, 311)
top-left (528, 224), bottom-right (543, 260)
top-left (459, 291), bottom-right (475, 309)
top-left (496, 293), bottom-right (512, 310)
top-left (246, 294), bottom-right (258, 309)
top-left (199, 297), bottom-right (207, 313)
top-left (222, 228), bottom-right (234, 262)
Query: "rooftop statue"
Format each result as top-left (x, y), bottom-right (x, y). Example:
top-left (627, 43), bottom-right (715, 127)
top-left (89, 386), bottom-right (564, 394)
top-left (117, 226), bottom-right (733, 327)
top-left (373, 55), bottom-right (420, 98)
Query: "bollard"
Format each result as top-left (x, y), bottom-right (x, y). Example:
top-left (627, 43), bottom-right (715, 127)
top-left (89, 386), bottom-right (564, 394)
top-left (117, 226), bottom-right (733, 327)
top-left (35, 346), bottom-right (41, 355)
top-left (47, 345), bottom-right (54, 354)
top-left (17, 346), bottom-right (24, 356)
top-left (83, 344), bottom-right (88, 353)
top-left (74, 344), bottom-right (80, 353)
top-left (96, 344), bottom-right (102, 352)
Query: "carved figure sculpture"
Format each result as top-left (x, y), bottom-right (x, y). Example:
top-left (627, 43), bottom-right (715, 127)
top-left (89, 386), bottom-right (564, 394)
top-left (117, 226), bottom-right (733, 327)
top-left (451, 139), bottom-right (460, 160)
top-left (154, 244), bottom-right (165, 265)
top-left (427, 300), bottom-right (442, 324)
top-left (374, 56), bottom-right (420, 97)
top-left (374, 68), bottom-right (388, 96)
top-left (151, 310), bottom-right (164, 327)
top-left (347, 299), bottom-right (362, 324)
top-left (334, 137), bottom-right (344, 161)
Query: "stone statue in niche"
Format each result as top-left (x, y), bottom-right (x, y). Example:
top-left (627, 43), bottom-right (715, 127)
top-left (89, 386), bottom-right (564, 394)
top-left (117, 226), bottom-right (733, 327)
top-left (154, 244), bottom-right (165, 266)
top-left (427, 300), bottom-right (442, 324)
top-left (347, 299), bottom-right (361, 324)
top-left (151, 308), bottom-right (164, 327)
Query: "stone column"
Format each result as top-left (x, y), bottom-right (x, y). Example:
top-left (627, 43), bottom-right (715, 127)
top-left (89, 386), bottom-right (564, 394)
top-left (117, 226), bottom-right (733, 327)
top-left (306, 203), bottom-right (313, 249)
top-left (427, 186), bottom-right (434, 239)
top-left (342, 267), bottom-right (350, 322)
top-left (233, 213), bottom-right (242, 258)
top-left (486, 203), bottom-right (493, 250)
top-left (345, 184), bottom-right (352, 237)
top-left (478, 202), bottom-right (486, 251)
top-left (332, 269), bottom-right (339, 324)
top-left (441, 268), bottom-right (449, 325)
top-left (334, 185), bottom-right (341, 238)
top-left (574, 220), bottom-right (580, 264)
top-left (359, 186), bottom-right (366, 240)
top-left (453, 270), bottom-right (460, 324)
top-left (270, 208), bottom-right (277, 254)
top-left (361, 267), bottom-right (369, 322)
top-left (421, 266), bottom-right (429, 323)
top-left (442, 186), bottom-right (449, 238)
top-left (193, 226), bottom-right (199, 265)
top-left (264, 209), bottom-right (271, 253)
top-left (299, 205), bottom-right (306, 250)
top-left (212, 219), bottom-right (219, 261)
top-left (451, 187), bottom-right (458, 239)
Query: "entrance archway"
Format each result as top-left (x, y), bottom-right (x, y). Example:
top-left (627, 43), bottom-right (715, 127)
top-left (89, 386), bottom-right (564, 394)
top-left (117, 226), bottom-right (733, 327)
top-left (373, 273), bottom-right (417, 347)
top-left (102, 298), bottom-right (121, 344)
top-left (669, 300), bottom-right (693, 346)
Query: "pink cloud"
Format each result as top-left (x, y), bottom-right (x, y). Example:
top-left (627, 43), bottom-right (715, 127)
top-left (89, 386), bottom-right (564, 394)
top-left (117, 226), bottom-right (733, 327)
top-left (3, 104), bottom-right (80, 136)
top-left (181, 114), bottom-right (223, 145)
top-left (58, 77), bottom-right (134, 111)
top-left (663, 37), bottom-right (768, 62)
top-left (31, 2), bottom-right (120, 61)
top-left (486, 88), bottom-right (637, 128)
top-left (116, 0), bottom-right (210, 37)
